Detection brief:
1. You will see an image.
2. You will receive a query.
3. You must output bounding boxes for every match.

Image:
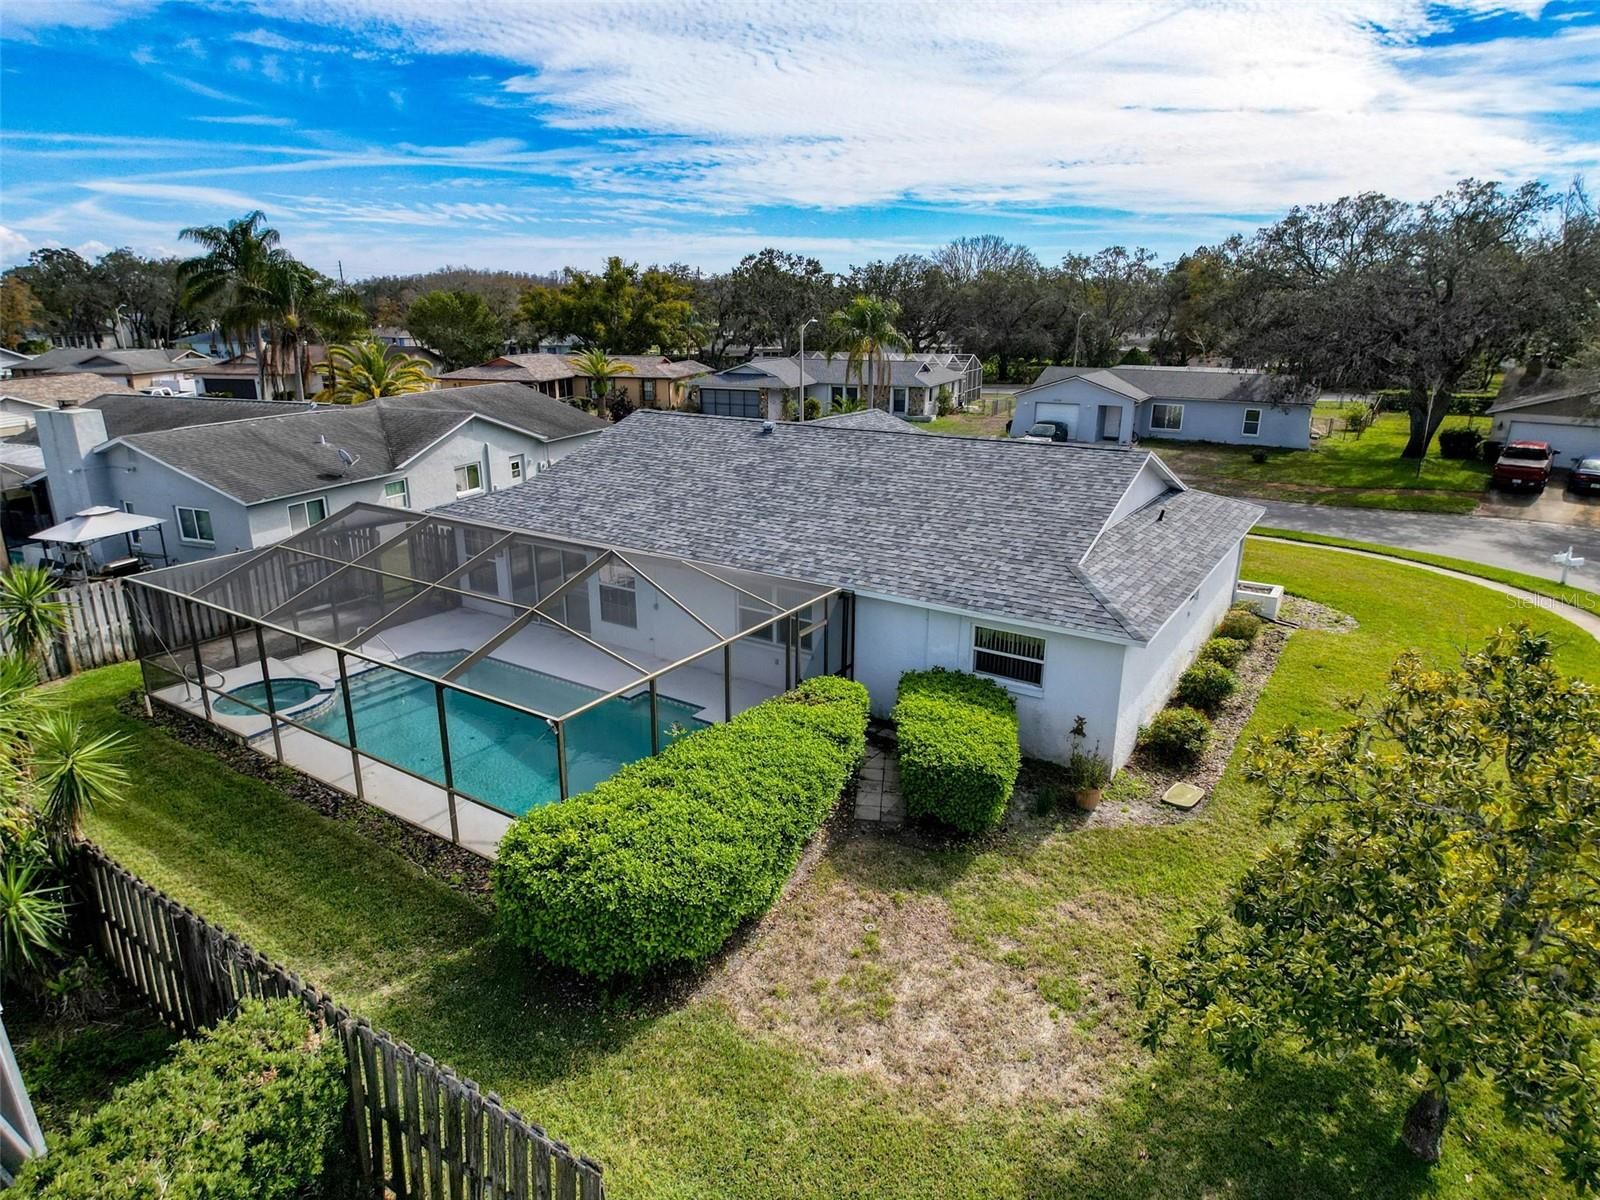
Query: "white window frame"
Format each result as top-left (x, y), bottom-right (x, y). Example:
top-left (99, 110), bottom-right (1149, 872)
top-left (597, 561), bottom-right (637, 628)
top-left (1149, 403), bottom-right (1184, 433)
top-left (174, 505), bottom-right (214, 546)
top-left (122, 500), bottom-right (141, 546)
top-left (509, 455), bottom-right (525, 483)
top-left (1241, 408), bottom-right (1262, 438)
top-left (737, 587), bottom-right (815, 650)
top-left (382, 478), bottom-right (410, 508)
top-left (454, 462), bottom-right (483, 498)
top-left (287, 496), bottom-right (328, 533)
top-left (641, 378), bottom-right (657, 405)
top-left (972, 625), bottom-right (1046, 689)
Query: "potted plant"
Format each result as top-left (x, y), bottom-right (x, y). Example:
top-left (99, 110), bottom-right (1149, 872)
top-left (1067, 746), bottom-right (1110, 811)
top-left (1064, 715), bottom-right (1111, 811)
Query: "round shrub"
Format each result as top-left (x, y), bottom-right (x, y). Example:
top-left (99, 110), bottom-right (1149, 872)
top-left (12, 999), bottom-right (348, 1200)
top-left (1216, 607), bottom-right (1264, 645)
top-left (1138, 707), bottom-right (1212, 767)
top-left (1198, 636), bottom-right (1248, 670)
top-left (1174, 661), bottom-right (1238, 714)
top-left (493, 676), bottom-right (869, 979)
top-left (894, 669), bottom-right (1021, 836)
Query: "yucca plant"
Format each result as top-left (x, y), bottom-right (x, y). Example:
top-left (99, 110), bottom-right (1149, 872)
top-left (0, 565), bottom-right (66, 663)
top-left (0, 858), bottom-right (68, 983)
top-left (32, 711), bottom-right (128, 859)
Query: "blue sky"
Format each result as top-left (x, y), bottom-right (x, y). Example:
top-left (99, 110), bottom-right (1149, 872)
top-left (2, 0), bottom-right (1597, 279)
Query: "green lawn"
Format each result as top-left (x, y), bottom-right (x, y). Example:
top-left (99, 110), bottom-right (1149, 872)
top-left (61, 543), bottom-right (1598, 1199)
top-left (1145, 413), bottom-right (1492, 514)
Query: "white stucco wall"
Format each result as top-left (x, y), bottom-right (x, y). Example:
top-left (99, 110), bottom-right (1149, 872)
top-left (1136, 400), bottom-right (1311, 449)
top-left (1010, 377), bottom-right (1137, 443)
top-left (1110, 537), bottom-right (1245, 766)
top-left (852, 594), bottom-right (1129, 765)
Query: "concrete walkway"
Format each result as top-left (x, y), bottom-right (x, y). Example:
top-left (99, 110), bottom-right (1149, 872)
top-left (1251, 535), bottom-right (1600, 642)
top-left (855, 744), bottom-right (905, 825)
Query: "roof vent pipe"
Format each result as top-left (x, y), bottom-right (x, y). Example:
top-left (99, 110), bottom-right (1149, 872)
top-left (761, 420), bottom-right (775, 435)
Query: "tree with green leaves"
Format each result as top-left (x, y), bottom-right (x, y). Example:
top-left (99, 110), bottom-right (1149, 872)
top-left (405, 289), bottom-right (505, 371)
top-left (177, 210), bottom-right (285, 400)
top-left (0, 276), bottom-right (42, 350)
top-left (317, 339), bottom-right (432, 404)
top-left (567, 346), bottom-right (634, 415)
top-left (1136, 627), bottom-right (1599, 1186)
top-left (519, 257), bottom-right (695, 354)
top-left (826, 295), bottom-right (908, 411)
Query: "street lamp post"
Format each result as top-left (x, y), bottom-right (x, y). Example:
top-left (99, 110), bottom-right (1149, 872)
top-left (1072, 311), bottom-right (1089, 367)
top-left (797, 317), bottom-right (818, 421)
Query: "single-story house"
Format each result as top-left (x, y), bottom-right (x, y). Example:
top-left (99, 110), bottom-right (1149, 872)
top-left (196, 344), bottom-right (446, 401)
top-left (695, 351), bottom-right (976, 420)
top-left (28, 383), bottom-right (608, 564)
top-left (0, 347), bottom-right (32, 378)
top-left (1487, 384), bottom-right (1600, 466)
top-left (445, 409), bottom-right (1263, 768)
top-left (1011, 365), bottom-right (1316, 449)
top-left (440, 353), bottom-right (710, 409)
top-left (9, 347), bottom-right (213, 393)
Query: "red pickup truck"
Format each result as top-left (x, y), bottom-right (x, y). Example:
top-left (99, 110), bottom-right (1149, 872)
top-left (1492, 440), bottom-right (1556, 491)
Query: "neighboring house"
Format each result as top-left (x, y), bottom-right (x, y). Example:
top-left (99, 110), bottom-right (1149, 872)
top-left (29, 383), bottom-right (608, 564)
top-left (1011, 365), bottom-right (1316, 449)
top-left (1487, 384), bottom-right (1600, 466)
top-left (439, 353), bottom-right (709, 409)
top-left (695, 351), bottom-right (977, 420)
top-left (198, 345), bottom-right (446, 400)
top-left (0, 373), bottom-right (138, 435)
top-left (9, 347), bottom-right (213, 393)
top-left (0, 347), bottom-right (32, 378)
top-left (445, 409), bottom-right (1262, 768)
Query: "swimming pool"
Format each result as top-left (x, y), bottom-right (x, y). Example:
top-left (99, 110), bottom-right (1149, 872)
top-left (288, 652), bottom-right (707, 816)
top-left (215, 677), bottom-right (322, 717)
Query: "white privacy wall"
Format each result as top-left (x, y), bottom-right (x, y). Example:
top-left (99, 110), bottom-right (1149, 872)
top-left (853, 594), bottom-right (1128, 765)
top-left (1110, 537), bottom-right (1245, 766)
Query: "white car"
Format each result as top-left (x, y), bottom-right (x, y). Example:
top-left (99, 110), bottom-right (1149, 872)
top-left (1018, 420), bottom-right (1072, 444)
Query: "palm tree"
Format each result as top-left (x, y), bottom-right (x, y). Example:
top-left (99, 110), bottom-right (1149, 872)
top-left (317, 339), bottom-right (433, 404)
top-left (177, 210), bottom-right (284, 401)
top-left (826, 295), bottom-right (908, 412)
top-left (258, 262), bottom-right (369, 402)
top-left (567, 347), bottom-right (634, 415)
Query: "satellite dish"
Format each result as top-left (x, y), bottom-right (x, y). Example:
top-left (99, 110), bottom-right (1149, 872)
top-left (336, 448), bottom-right (359, 468)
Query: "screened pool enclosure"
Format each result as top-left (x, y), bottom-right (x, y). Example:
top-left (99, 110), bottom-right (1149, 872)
top-left (126, 503), bottom-right (852, 857)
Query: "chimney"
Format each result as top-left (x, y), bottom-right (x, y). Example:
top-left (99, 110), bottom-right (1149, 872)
top-left (35, 406), bottom-right (109, 520)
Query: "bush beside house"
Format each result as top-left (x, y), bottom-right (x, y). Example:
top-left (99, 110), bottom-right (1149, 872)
top-left (11, 999), bottom-right (349, 1200)
top-left (1138, 707), bottom-right (1212, 766)
top-left (494, 676), bottom-right (870, 978)
top-left (895, 669), bottom-right (1021, 835)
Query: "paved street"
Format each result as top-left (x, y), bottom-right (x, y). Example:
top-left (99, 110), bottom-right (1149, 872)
top-left (1253, 499), bottom-right (1600, 585)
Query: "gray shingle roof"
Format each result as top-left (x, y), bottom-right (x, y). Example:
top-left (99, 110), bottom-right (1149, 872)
top-left (0, 373), bottom-right (137, 407)
top-left (374, 383), bottom-right (608, 441)
top-left (1026, 365), bottom-right (1315, 406)
top-left (1487, 385), bottom-right (1600, 418)
top-left (116, 405), bottom-right (468, 504)
top-left (442, 410), bottom-right (1258, 641)
top-left (810, 409), bottom-right (923, 433)
top-left (1081, 488), bottom-right (1263, 636)
top-left (15, 347), bottom-right (213, 376)
top-left (704, 354), bottom-right (967, 391)
top-left (8, 394), bottom-right (314, 446)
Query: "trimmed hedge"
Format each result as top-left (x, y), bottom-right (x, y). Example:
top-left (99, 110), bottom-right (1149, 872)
top-left (1138, 707), bottom-right (1212, 767)
top-left (494, 675), bottom-right (869, 978)
top-left (895, 669), bottom-right (1021, 835)
top-left (1198, 636), bottom-right (1248, 670)
top-left (1174, 661), bottom-right (1238, 714)
top-left (12, 999), bottom-right (348, 1200)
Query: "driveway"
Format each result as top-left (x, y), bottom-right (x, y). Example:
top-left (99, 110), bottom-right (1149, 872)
top-left (1253, 499), bottom-right (1600, 585)
top-left (1476, 478), bottom-right (1600, 528)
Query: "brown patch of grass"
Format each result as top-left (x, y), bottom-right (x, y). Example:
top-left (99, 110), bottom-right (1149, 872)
top-left (701, 835), bottom-right (1126, 1110)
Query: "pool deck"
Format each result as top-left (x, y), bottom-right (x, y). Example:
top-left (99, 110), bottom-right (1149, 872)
top-left (147, 608), bottom-right (796, 859)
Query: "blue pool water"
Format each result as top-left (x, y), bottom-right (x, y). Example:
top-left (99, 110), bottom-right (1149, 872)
top-left (291, 652), bottom-right (707, 816)
top-left (216, 678), bottom-right (321, 717)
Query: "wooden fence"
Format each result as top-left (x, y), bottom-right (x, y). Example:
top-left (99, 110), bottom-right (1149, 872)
top-left (0, 578), bottom-right (139, 681)
top-left (74, 843), bottom-right (606, 1199)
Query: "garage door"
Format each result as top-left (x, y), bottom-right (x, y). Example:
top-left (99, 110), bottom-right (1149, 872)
top-left (1508, 420), bottom-right (1600, 467)
top-left (1034, 401), bottom-right (1080, 438)
top-left (698, 387), bottom-right (761, 418)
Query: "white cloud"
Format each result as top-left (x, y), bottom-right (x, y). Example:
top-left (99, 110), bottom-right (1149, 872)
top-left (192, 114), bottom-right (295, 127)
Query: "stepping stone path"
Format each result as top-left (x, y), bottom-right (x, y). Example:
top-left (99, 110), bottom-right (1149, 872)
top-left (855, 744), bottom-right (905, 826)
top-left (1162, 782), bottom-right (1205, 810)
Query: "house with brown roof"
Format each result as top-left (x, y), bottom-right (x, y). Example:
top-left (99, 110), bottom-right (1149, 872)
top-left (439, 353), bottom-right (710, 409)
top-left (0, 373), bottom-right (138, 435)
top-left (9, 347), bottom-right (213, 392)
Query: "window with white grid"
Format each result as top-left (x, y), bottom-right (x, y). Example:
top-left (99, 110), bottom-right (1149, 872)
top-left (973, 626), bottom-right (1045, 686)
